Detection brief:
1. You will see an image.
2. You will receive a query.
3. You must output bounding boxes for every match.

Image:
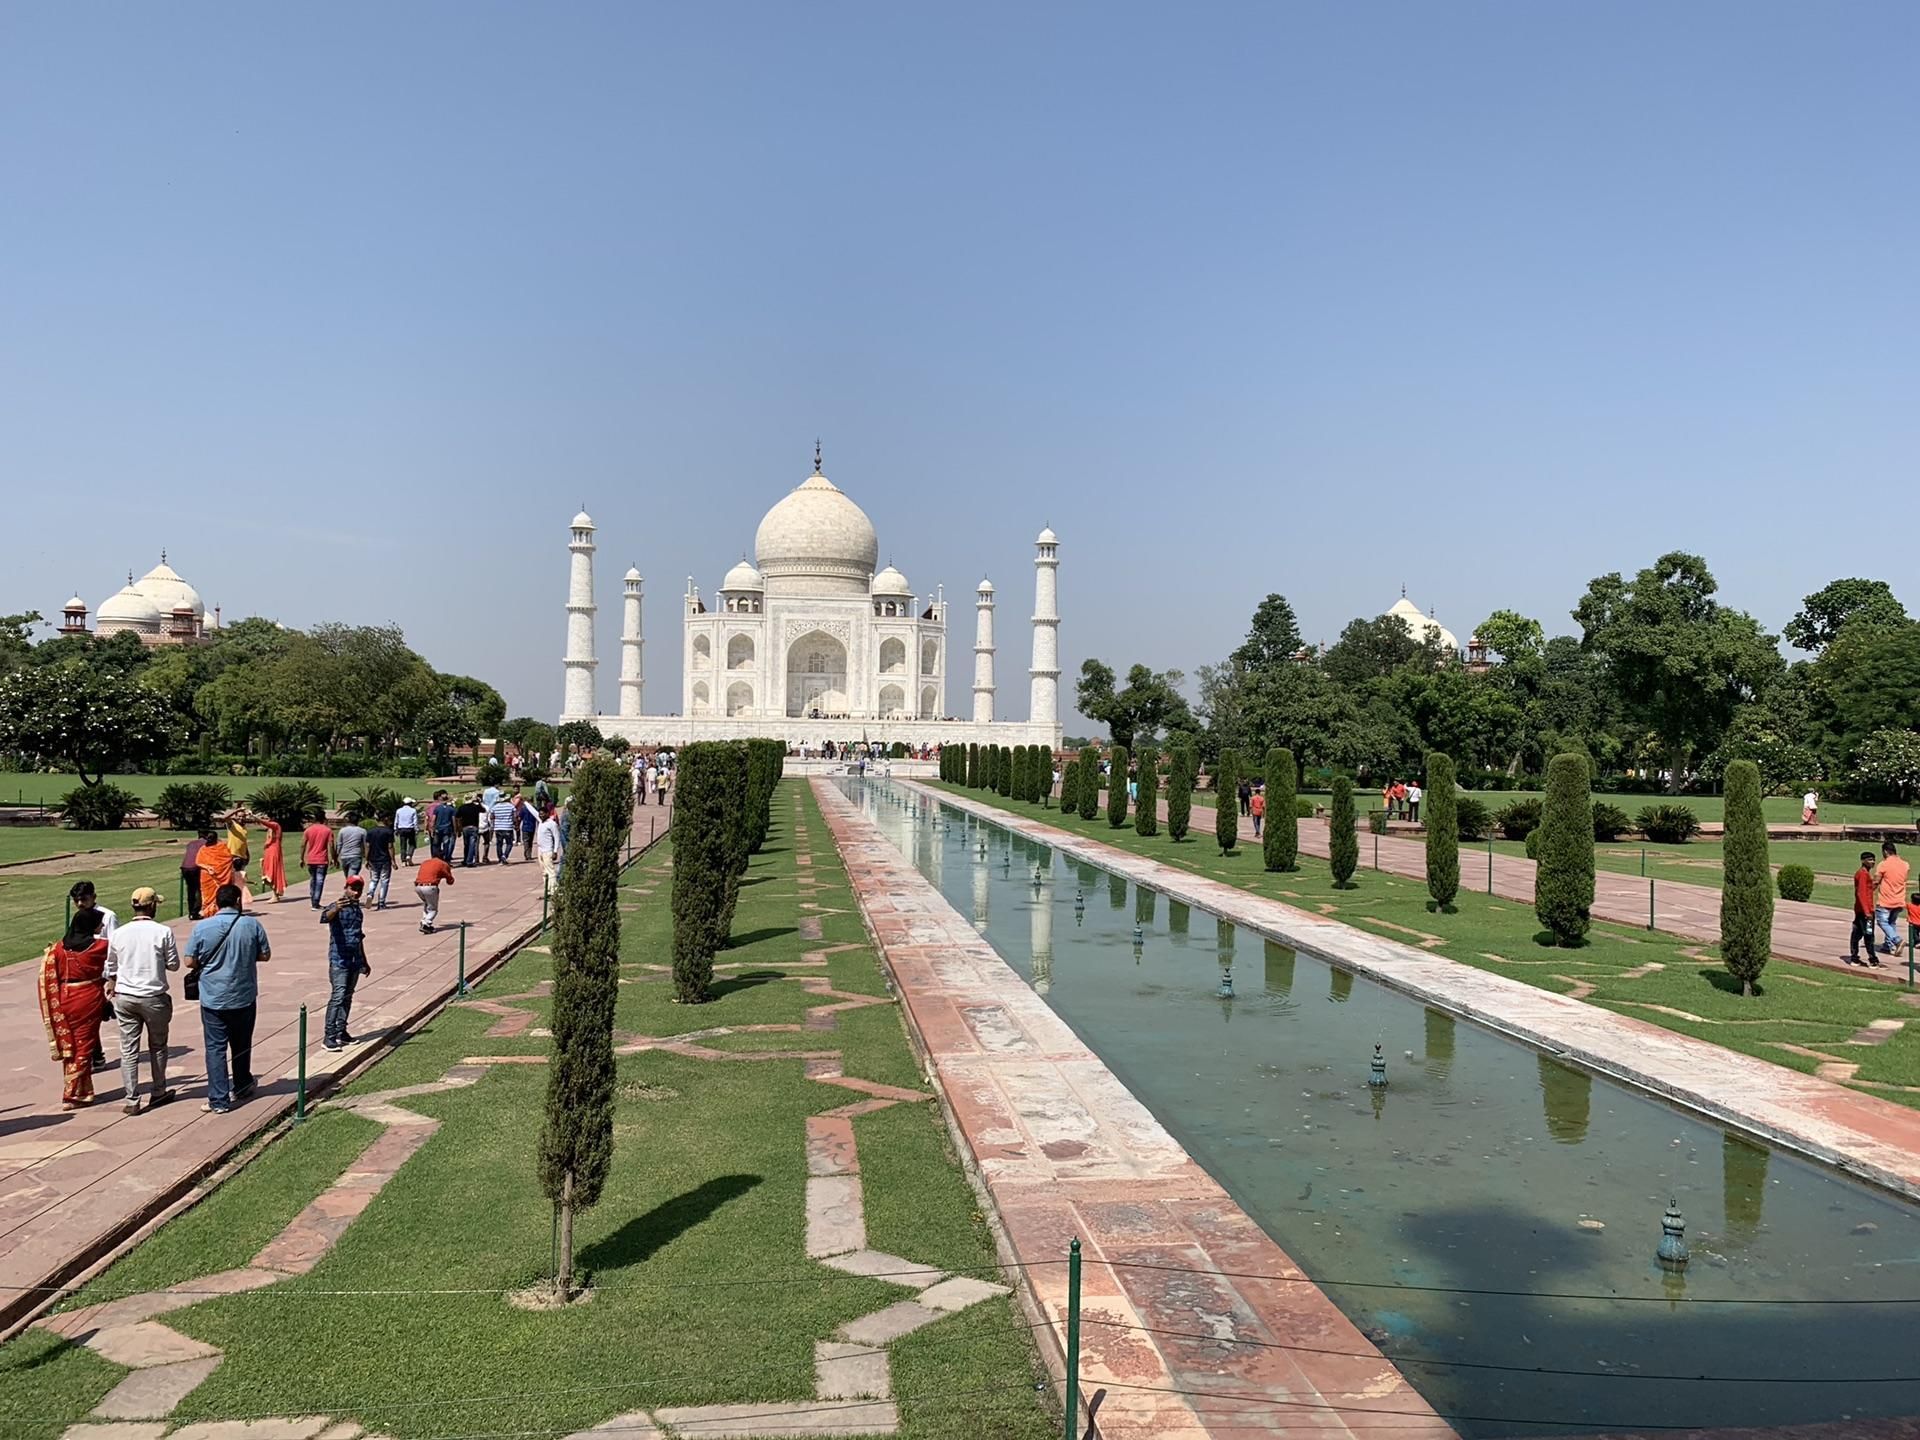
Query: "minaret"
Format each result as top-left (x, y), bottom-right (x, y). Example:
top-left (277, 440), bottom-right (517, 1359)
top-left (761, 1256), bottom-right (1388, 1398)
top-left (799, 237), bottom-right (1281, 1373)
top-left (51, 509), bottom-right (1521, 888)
top-left (972, 578), bottom-right (996, 723)
top-left (619, 567), bottom-right (644, 718)
top-left (1029, 527), bottom-right (1061, 732)
top-left (562, 510), bottom-right (598, 720)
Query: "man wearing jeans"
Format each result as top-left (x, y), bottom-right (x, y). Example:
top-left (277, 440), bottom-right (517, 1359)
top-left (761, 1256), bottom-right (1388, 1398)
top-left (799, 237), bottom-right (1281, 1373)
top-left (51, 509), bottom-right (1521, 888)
top-left (185, 883), bottom-right (271, 1114)
top-left (430, 791), bottom-right (456, 861)
top-left (320, 876), bottom-right (369, 1050)
top-left (393, 798), bottom-right (419, 866)
top-left (106, 886), bottom-right (179, 1114)
top-left (302, 817), bottom-right (336, 909)
top-left (491, 794), bottom-right (517, 863)
top-left (1877, 841), bottom-right (1911, 956)
top-left (364, 815), bottom-right (395, 909)
top-left (414, 854), bottom-right (454, 934)
top-left (336, 816), bottom-right (368, 881)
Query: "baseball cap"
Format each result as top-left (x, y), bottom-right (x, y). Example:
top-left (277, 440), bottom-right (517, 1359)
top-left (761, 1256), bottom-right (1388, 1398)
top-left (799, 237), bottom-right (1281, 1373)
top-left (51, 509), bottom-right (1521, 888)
top-left (344, 874), bottom-right (365, 890)
top-left (403, 797), bottom-right (416, 805)
top-left (130, 886), bottom-right (162, 907)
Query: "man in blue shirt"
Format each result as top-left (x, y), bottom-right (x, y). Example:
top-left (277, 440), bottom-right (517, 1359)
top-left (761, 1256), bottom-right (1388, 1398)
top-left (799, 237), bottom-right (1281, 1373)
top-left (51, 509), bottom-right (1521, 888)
top-left (185, 883), bottom-right (271, 1113)
top-left (320, 875), bottom-right (370, 1050)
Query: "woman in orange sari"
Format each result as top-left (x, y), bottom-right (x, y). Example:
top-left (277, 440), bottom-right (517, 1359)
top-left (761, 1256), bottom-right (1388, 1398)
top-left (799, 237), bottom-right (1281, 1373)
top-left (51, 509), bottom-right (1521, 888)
top-left (196, 828), bottom-right (236, 917)
top-left (39, 911), bottom-right (110, 1106)
top-left (259, 815), bottom-right (286, 902)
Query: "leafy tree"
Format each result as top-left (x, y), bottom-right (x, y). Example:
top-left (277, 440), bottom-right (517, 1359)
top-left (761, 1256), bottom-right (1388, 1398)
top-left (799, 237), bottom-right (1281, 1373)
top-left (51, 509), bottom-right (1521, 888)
top-left (1167, 742), bottom-right (1194, 841)
top-left (1854, 729), bottom-right (1920, 802)
top-left (1230, 595), bottom-right (1304, 671)
top-left (1425, 752), bottom-right (1459, 911)
top-left (538, 755), bottom-right (625, 1298)
top-left (1135, 745), bottom-right (1158, 836)
top-left (1108, 744), bottom-right (1130, 827)
top-left (0, 611), bottom-right (41, 678)
top-left (1785, 578), bottom-right (1908, 653)
top-left (1719, 759), bottom-right (1773, 996)
top-left (1214, 749), bottom-right (1239, 854)
top-left (1077, 746), bottom-right (1101, 820)
top-left (1322, 614), bottom-right (1437, 685)
top-left (1263, 747), bottom-right (1296, 872)
top-left (1811, 622), bottom-right (1920, 767)
top-left (1473, 610), bottom-right (1546, 664)
top-left (670, 742), bottom-right (730, 1003)
top-left (1328, 776), bottom-right (1358, 888)
top-left (1573, 553), bottom-right (1781, 790)
top-left (1534, 754), bottom-right (1594, 946)
top-left (555, 719), bottom-right (606, 752)
top-left (1076, 659), bottom-right (1196, 754)
top-left (0, 668), bottom-right (176, 784)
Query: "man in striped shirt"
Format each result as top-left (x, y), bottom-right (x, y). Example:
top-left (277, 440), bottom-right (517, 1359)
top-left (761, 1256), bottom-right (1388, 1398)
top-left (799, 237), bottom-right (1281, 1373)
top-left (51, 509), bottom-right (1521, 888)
top-left (490, 795), bottom-right (517, 863)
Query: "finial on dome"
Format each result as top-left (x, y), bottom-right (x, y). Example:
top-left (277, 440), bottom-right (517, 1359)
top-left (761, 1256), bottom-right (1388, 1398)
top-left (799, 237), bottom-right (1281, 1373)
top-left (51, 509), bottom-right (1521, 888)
top-left (813, 439), bottom-right (823, 475)
top-left (1401, 582), bottom-right (1407, 599)
top-left (160, 548), bottom-right (167, 565)
top-left (127, 570), bottom-right (134, 586)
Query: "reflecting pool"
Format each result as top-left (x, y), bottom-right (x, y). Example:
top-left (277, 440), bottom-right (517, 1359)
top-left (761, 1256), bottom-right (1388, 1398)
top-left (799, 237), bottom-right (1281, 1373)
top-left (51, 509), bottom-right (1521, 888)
top-left (847, 782), bottom-right (1920, 1436)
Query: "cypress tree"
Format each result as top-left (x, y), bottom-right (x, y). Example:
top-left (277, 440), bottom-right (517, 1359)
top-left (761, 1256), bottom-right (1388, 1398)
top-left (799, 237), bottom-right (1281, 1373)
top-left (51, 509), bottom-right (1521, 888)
top-left (1135, 745), bottom-right (1158, 836)
top-left (1720, 758), bottom-right (1773, 996)
top-left (1425, 752), bottom-right (1459, 911)
top-left (1058, 753), bottom-right (1077, 813)
top-left (537, 755), bottom-right (625, 1299)
top-left (1027, 745), bottom-right (1044, 803)
top-left (1108, 744), bottom-right (1131, 827)
top-left (1077, 746), bottom-right (1101, 820)
top-left (1016, 745), bottom-right (1032, 803)
top-left (1329, 776), bottom-right (1358, 888)
top-left (967, 742), bottom-right (979, 787)
top-left (1167, 742), bottom-right (1194, 842)
top-left (745, 738), bottom-right (782, 854)
top-left (1041, 748), bottom-right (1055, 807)
top-left (996, 745), bottom-right (1012, 797)
top-left (1214, 749), bottom-right (1239, 854)
top-left (1263, 747), bottom-right (1297, 872)
top-left (713, 741), bottom-right (753, 942)
top-left (1535, 753), bottom-right (1594, 947)
top-left (670, 742), bottom-right (729, 1003)
top-left (987, 744), bottom-right (999, 792)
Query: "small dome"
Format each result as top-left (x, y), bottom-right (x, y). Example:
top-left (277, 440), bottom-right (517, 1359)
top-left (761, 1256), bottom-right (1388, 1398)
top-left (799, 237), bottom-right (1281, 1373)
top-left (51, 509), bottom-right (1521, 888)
top-left (722, 559), bottom-right (765, 592)
top-left (571, 511), bottom-right (595, 529)
top-left (64, 595), bottom-right (86, 611)
top-left (135, 559), bottom-right (203, 620)
top-left (97, 581), bottom-right (162, 628)
top-left (872, 564), bottom-right (912, 596)
top-left (976, 577), bottom-right (995, 594)
top-left (754, 471), bottom-right (879, 585)
top-left (1036, 526), bottom-right (1058, 545)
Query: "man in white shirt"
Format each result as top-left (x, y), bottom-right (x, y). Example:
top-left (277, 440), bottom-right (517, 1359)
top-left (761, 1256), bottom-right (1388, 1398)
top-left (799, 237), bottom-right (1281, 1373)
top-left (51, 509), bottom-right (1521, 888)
top-left (394, 798), bottom-right (420, 865)
top-left (536, 808), bottom-right (563, 889)
top-left (105, 886), bottom-right (179, 1114)
top-left (1407, 783), bottom-right (1424, 824)
top-left (1803, 790), bottom-right (1819, 825)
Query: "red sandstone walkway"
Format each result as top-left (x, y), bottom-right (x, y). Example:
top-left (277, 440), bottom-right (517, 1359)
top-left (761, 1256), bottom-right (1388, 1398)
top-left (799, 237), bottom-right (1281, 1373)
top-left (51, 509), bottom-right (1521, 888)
top-left (816, 779), bottom-right (1453, 1440)
top-left (0, 805), bottom-right (670, 1336)
top-left (1090, 788), bottom-right (1867, 978)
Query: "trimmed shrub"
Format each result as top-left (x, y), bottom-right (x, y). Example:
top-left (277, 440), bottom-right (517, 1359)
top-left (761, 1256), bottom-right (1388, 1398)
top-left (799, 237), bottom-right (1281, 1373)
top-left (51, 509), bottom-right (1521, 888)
top-left (537, 754), bottom-right (625, 1297)
top-left (1534, 754), bottom-right (1594, 947)
top-left (1495, 798), bottom-right (1543, 841)
top-left (1059, 754), bottom-right (1078, 813)
top-left (1776, 863), bottom-right (1815, 903)
top-left (1454, 796), bottom-right (1492, 842)
top-left (1636, 804), bottom-right (1700, 844)
top-left (1328, 776), bottom-right (1357, 887)
top-left (1264, 747), bottom-right (1297, 872)
top-left (60, 782), bottom-right (138, 831)
top-left (245, 780), bottom-right (327, 830)
top-left (1214, 749), bottom-right (1239, 854)
top-left (670, 742), bottom-right (730, 1003)
top-left (1425, 752), bottom-right (1459, 910)
top-left (154, 781), bottom-right (233, 832)
top-left (1720, 759), bottom-right (1773, 995)
top-left (1109, 745), bottom-right (1131, 827)
top-left (1295, 798), bottom-right (1315, 819)
top-left (475, 759), bottom-right (509, 788)
top-left (715, 741), bottom-right (753, 942)
top-left (1525, 828), bottom-right (1540, 860)
top-left (1167, 743), bottom-right (1194, 841)
top-left (746, 738), bottom-right (783, 853)
top-left (1077, 746), bottom-right (1100, 821)
top-left (1591, 802), bottom-right (1632, 842)
top-left (1135, 746), bottom-right (1159, 836)
top-left (997, 745), bottom-right (1014, 798)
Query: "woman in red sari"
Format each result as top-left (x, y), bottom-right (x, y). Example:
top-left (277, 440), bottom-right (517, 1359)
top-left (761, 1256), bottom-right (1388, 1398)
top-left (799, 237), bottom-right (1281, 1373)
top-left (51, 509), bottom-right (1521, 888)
top-left (258, 813), bottom-right (286, 903)
top-left (38, 910), bottom-right (109, 1106)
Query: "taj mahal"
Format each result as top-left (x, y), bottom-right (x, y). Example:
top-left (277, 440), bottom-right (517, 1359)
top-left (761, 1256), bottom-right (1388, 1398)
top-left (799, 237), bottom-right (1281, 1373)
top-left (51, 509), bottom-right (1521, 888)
top-left (559, 449), bottom-right (1062, 749)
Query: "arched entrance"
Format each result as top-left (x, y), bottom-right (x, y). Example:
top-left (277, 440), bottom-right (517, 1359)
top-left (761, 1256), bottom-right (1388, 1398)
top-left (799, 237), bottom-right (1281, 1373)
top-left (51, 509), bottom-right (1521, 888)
top-left (786, 631), bottom-right (849, 717)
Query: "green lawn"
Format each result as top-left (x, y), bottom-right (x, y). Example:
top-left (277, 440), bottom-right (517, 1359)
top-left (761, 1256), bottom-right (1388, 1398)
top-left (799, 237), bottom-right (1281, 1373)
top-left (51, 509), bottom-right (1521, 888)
top-left (1477, 835), bottom-right (1880, 911)
top-left (0, 781), bottom-right (1052, 1440)
top-left (937, 781), bottom-right (1920, 1108)
top-left (0, 828), bottom-right (178, 865)
top-left (1355, 789), bottom-right (1917, 828)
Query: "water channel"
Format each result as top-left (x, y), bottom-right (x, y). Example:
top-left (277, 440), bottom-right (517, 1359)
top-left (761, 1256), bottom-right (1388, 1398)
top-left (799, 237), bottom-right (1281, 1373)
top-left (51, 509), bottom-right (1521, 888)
top-left (845, 780), bottom-right (1920, 1436)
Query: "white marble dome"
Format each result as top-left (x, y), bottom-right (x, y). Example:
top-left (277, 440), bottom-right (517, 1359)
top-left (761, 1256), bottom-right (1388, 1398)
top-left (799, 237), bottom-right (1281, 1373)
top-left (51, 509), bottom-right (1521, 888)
top-left (871, 564), bottom-right (912, 596)
top-left (571, 511), bottom-right (595, 530)
top-left (97, 580), bottom-right (163, 631)
top-left (754, 471), bottom-right (879, 590)
top-left (1388, 595), bottom-right (1459, 654)
top-left (135, 559), bottom-right (203, 620)
top-left (722, 559), bottom-right (765, 591)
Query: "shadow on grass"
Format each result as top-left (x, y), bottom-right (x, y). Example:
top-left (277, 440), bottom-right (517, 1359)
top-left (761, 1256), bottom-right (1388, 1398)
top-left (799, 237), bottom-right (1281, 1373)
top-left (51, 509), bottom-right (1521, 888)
top-left (1699, 968), bottom-right (1767, 998)
top-left (710, 970), bottom-right (788, 997)
top-left (725, 925), bottom-right (798, 948)
top-left (579, 1173), bottom-right (762, 1274)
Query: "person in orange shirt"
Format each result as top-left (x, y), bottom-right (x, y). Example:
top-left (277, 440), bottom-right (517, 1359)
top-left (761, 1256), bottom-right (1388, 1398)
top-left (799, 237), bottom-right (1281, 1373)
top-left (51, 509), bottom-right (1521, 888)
top-left (1250, 786), bottom-right (1266, 839)
top-left (414, 854), bottom-right (455, 934)
top-left (1875, 841), bottom-right (1910, 957)
top-left (195, 828), bottom-right (235, 920)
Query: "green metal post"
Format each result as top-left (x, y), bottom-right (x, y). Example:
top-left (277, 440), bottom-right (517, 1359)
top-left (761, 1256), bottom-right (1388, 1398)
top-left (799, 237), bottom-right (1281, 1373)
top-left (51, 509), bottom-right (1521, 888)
top-left (65, 895), bottom-right (73, 928)
top-left (457, 924), bottom-right (468, 996)
top-left (180, 873), bottom-right (187, 916)
top-left (1648, 879), bottom-right (1655, 932)
top-left (541, 881), bottom-right (549, 933)
top-left (1640, 848), bottom-right (1646, 877)
top-left (295, 1005), bottom-right (307, 1120)
top-left (1908, 927), bottom-right (1914, 989)
top-left (1063, 1238), bottom-right (1081, 1440)
top-left (1487, 838), bottom-right (1493, 893)
top-left (1373, 831), bottom-right (1379, 871)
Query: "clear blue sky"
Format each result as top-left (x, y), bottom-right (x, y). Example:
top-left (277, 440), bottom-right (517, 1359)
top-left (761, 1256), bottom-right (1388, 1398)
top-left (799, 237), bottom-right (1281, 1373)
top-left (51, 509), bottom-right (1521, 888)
top-left (4, 3), bottom-right (1914, 728)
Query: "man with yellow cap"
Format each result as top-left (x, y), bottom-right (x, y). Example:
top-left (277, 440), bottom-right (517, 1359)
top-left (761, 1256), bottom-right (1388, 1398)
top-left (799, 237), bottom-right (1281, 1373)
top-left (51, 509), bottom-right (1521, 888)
top-left (104, 886), bottom-right (180, 1114)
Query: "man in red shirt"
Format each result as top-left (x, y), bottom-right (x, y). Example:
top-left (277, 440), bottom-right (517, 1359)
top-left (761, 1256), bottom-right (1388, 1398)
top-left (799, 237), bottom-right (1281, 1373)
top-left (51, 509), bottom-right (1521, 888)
top-left (414, 854), bottom-right (455, 934)
top-left (1850, 851), bottom-right (1879, 967)
top-left (301, 819), bottom-right (337, 911)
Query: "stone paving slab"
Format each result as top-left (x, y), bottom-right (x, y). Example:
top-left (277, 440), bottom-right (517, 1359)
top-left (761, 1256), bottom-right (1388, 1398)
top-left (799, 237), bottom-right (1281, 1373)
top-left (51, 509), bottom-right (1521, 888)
top-left (0, 812), bottom-right (669, 1336)
top-left (922, 783), bottom-right (1920, 1202)
top-left (816, 779), bottom-right (1451, 1440)
top-left (90, 1355), bottom-right (223, 1419)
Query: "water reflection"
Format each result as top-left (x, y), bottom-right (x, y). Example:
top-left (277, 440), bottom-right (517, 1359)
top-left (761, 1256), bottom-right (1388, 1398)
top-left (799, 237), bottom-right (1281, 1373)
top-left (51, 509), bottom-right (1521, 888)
top-left (1107, 871), bottom-right (1127, 910)
top-left (1722, 1133), bottom-right (1770, 1248)
top-left (1168, 899), bottom-right (1190, 942)
top-left (971, 850), bottom-right (989, 932)
top-left (1538, 1055), bottom-right (1592, 1144)
top-left (1425, 1007), bottom-right (1455, 1082)
top-left (1263, 939), bottom-right (1294, 998)
top-left (1135, 888), bottom-right (1156, 927)
top-left (1329, 967), bottom-right (1353, 1003)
